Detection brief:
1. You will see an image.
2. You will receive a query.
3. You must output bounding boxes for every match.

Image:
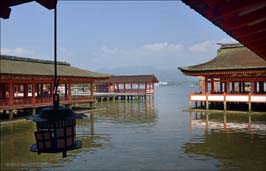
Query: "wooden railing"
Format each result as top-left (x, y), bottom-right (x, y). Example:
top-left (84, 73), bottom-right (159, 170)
top-left (0, 95), bottom-right (95, 110)
top-left (190, 93), bottom-right (266, 103)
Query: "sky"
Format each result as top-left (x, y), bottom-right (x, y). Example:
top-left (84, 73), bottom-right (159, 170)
top-left (0, 1), bottom-right (236, 74)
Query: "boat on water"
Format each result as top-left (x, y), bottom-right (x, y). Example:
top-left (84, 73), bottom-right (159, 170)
top-left (155, 81), bottom-right (168, 86)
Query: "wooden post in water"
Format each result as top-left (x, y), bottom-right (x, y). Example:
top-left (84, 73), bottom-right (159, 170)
top-left (223, 112), bottom-right (227, 130)
top-left (248, 93), bottom-right (251, 112)
top-left (223, 93), bottom-right (227, 111)
top-left (205, 112), bottom-right (209, 129)
top-left (206, 93), bottom-right (209, 110)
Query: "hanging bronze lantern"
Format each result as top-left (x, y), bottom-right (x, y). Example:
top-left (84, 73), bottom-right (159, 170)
top-left (29, 107), bottom-right (84, 158)
top-left (27, 1), bottom-right (85, 158)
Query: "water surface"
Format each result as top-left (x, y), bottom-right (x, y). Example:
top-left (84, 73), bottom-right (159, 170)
top-left (1, 86), bottom-right (265, 171)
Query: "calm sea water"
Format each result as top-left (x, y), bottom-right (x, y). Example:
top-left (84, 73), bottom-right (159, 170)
top-left (1, 86), bottom-right (266, 171)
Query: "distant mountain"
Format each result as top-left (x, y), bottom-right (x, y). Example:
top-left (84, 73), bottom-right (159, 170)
top-left (96, 66), bottom-right (198, 86)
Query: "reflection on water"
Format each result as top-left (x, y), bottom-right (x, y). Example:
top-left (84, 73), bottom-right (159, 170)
top-left (186, 111), bottom-right (266, 171)
top-left (189, 111), bottom-right (266, 135)
top-left (0, 86), bottom-right (265, 171)
top-left (0, 99), bottom-right (158, 171)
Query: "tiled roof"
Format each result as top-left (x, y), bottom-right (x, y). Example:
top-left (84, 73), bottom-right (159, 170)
top-left (96, 75), bottom-right (159, 83)
top-left (178, 44), bottom-right (266, 75)
top-left (0, 55), bottom-right (110, 78)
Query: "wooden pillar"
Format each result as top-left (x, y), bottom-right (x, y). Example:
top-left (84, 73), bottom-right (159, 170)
top-left (123, 83), bottom-right (126, 93)
top-left (8, 82), bottom-right (14, 106)
top-left (68, 84), bottom-right (72, 101)
top-left (138, 83), bottom-right (140, 93)
top-left (145, 83), bottom-right (147, 94)
top-left (90, 81), bottom-right (94, 99)
top-left (130, 83), bottom-right (133, 93)
top-left (259, 82), bottom-right (264, 93)
top-left (224, 112), bottom-right (227, 130)
top-left (243, 82), bottom-right (246, 93)
top-left (232, 82), bottom-right (235, 93)
top-left (199, 79), bottom-right (204, 93)
top-left (239, 82), bottom-right (242, 93)
top-left (205, 77), bottom-right (208, 93)
top-left (9, 110), bottom-right (14, 120)
top-left (24, 84), bottom-right (28, 98)
top-left (152, 82), bottom-right (154, 94)
top-left (32, 83), bottom-right (36, 104)
top-left (206, 92), bottom-right (209, 110)
top-left (250, 81), bottom-right (255, 94)
top-left (223, 93), bottom-right (227, 111)
top-left (40, 84), bottom-right (43, 97)
top-left (225, 81), bottom-right (229, 94)
top-left (117, 83), bottom-right (120, 92)
top-left (220, 81), bottom-right (223, 93)
top-left (254, 82), bottom-right (257, 93)
top-left (65, 84), bottom-right (68, 97)
top-left (32, 108), bottom-right (36, 115)
top-left (210, 78), bottom-right (214, 93)
top-left (248, 93), bottom-right (251, 112)
top-left (107, 84), bottom-right (109, 93)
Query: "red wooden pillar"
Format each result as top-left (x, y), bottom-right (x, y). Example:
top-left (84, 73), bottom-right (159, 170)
top-left (90, 81), bottom-right (94, 99)
top-left (254, 82), bottom-right (257, 93)
top-left (243, 82), bottom-right (246, 93)
top-left (64, 84), bottom-right (68, 98)
top-left (123, 83), bottom-right (126, 93)
top-left (225, 81), bottom-right (229, 94)
top-left (68, 84), bottom-right (72, 101)
top-left (23, 84), bottom-right (28, 98)
top-left (40, 84), bottom-right (43, 97)
top-left (238, 82), bottom-right (242, 93)
top-left (138, 83), bottom-right (140, 93)
top-left (250, 81), bottom-right (254, 94)
top-left (210, 78), bottom-right (214, 93)
top-left (8, 82), bottom-right (14, 106)
top-left (152, 82), bottom-right (154, 94)
top-left (130, 83), bottom-right (133, 93)
top-left (220, 81), bottom-right (223, 93)
top-left (259, 82), bottom-right (264, 93)
top-left (145, 82), bottom-right (147, 94)
top-left (205, 77), bottom-right (208, 93)
top-left (232, 82), bottom-right (235, 93)
top-left (108, 84), bottom-right (110, 93)
top-left (32, 83), bottom-right (36, 104)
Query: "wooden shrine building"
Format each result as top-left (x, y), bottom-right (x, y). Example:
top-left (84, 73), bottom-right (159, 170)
top-left (95, 75), bottom-right (159, 101)
top-left (0, 55), bottom-right (109, 118)
top-left (179, 43), bottom-right (266, 111)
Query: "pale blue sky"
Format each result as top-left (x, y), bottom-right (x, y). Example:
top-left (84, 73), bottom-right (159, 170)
top-left (1, 1), bottom-right (236, 71)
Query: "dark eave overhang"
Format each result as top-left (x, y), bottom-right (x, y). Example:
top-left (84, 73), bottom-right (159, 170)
top-left (182, 0), bottom-right (266, 60)
top-left (0, 0), bottom-right (57, 19)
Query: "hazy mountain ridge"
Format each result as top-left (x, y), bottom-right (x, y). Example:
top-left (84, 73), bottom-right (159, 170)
top-left (96, 66), bottom-right (198, 86)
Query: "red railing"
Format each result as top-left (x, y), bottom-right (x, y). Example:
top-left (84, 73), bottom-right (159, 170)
top-left (0, 95), bottom-right (95, 110)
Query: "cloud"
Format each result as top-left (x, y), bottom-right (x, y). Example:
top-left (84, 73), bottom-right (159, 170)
top-left (188, 40), bottom-right (217, 53)
top-left (1, 48), bottom-right (42, 58)
top-left (218, 37), bottom-right (238, 44)
top-left (142, 42), bottom-right (184, 52)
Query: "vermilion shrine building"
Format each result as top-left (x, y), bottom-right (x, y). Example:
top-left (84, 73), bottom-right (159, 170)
top-left (95, 75), bottom-right (159, 100)
top-left (96, 75), bottom-right (158, 94)
top-left (179, 43), bottom-right (266, 111)
top-left (0, 55), bottom-right (109, 118)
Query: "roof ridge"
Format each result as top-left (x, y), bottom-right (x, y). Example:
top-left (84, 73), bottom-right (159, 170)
top-left (0, 55), bottom-right (70, 66)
